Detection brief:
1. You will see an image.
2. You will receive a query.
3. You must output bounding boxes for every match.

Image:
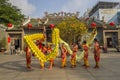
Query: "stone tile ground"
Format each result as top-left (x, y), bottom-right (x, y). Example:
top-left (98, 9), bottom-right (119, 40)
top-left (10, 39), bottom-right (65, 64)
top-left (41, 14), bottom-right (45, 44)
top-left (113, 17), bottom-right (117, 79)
top-left (0, 50), bottom-right (120, 80)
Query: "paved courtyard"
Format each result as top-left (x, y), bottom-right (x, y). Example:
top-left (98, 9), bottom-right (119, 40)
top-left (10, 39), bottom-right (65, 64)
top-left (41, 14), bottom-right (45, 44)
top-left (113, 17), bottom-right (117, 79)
top-left (0, 50), bottom-right (120, 80)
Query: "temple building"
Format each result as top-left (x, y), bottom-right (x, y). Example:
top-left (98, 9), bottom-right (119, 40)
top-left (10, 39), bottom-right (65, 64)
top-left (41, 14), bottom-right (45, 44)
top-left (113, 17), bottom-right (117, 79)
top-left (4, 12), bottom-right (80, 52)
top-left (3, 9), bottom-right (120, 52)
top-left (89, 1), bottom-right (120, 24)
top-left (84, 18), bottom-right (120, 48)
top-left (83, 1), bottom-right (120, 48)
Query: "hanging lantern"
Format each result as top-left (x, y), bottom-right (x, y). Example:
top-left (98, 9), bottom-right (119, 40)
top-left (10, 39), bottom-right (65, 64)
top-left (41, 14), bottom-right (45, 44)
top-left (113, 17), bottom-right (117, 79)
top-left (7, 23), bottom-right (12, 27)
top-left (8, 36), bottom-right (11, 43)
top-left (91, 22), bottom-right (96, 28)
top-left (109, 22), bottom-right (115, 26)
top-left (50, 24), bottom-right (55, 28)
top-left (27, 23), bottom-right (32, 29)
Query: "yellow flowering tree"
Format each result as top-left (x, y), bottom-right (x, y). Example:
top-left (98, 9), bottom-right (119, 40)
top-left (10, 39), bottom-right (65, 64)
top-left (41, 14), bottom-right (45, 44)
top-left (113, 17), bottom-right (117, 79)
top-left (56, 17), bottom-right (88, 44)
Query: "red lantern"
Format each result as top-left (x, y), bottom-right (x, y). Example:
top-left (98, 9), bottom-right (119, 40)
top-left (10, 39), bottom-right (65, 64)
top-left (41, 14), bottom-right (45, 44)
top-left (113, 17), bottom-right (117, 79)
top-left (7, 23), bottom-right (12, 27)
top-left (27, 23), bottom-right (32, 29)
top-left (50, 24), bottom-right (55, 28)
top-left (109, 22), bottom-right (115, 26)
top-left (91, 22), bottom-right (96, 28)
top-left (8, 37), bottom-right (11, 43)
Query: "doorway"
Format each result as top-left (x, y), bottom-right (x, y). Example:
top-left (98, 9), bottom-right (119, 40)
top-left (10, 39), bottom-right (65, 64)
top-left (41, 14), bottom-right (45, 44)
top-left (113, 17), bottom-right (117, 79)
top-left (14, 39), bottom-right (20, 50)
top-left (107, 38), bottom-right (112, 48)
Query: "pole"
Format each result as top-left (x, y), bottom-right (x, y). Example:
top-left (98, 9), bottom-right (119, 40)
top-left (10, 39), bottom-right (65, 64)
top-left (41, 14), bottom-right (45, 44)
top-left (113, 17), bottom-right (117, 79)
top-left (43, 25), bottom-right (47, 46)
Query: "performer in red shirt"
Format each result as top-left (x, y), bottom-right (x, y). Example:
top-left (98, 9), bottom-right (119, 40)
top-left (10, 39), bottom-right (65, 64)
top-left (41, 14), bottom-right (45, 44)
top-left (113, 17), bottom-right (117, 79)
top-left (25, 46), bottom-right (31, 69)
top-left (40, 60), bottom-right (44, 69)
top-left (39, 44), bottom-right (47, 69)
top-left (61, 43), bottom-right (67, 68)
top-left (71, 43), bottom-right (78, 68)
top-left (38, 39), bottom-right (43, 49)
top-left (42, 44), bottom-right (47, 54)
top-left (93, 39), bottom-right (100, 68)
top-left (47, 45), bottom-right (54, 69)
top-left (82, 41), bottom-right (89, 68)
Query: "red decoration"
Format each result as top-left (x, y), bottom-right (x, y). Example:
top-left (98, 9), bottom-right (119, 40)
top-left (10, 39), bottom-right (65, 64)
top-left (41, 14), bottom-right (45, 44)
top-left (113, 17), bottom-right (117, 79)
top-left (27, 23), bottom-right (32, 29)
top-left (91, 22), bottom-right (96, 28)
top-left (109, 22), bottom-right (115, 26)
top-left (8, 37), bottom-right (11, 43)
top-left (50, 24), bottom-right (55, 28)
top-left (7, 23), bottom-right (12, 27)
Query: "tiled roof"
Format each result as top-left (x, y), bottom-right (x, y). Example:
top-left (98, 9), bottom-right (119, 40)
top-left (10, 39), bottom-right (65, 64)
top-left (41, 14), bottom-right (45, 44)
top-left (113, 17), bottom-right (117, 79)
top-left (81, 18), bottom-right (104, 28)
top-left (84, 18), bottom-right (117, 29)
top-left (23, 18), bottom-right (39, 27)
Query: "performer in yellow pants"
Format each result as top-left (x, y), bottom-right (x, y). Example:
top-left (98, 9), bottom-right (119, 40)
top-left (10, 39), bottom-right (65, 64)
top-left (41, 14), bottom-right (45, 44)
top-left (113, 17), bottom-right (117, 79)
top-left (25, 46), bottom-right (31, 69)
top-left (82, 41), bottom-right (89, 68)
top-left (93, 39), bottom-right (100, 68)
top-left (40, 60), bottom-right (44, 69)
top-left (61, 43), bottom-right (67, 68)
top-left (71, 52), bottom-right (76, 68)
top-left (61, 56), bottom-right (66, 67)
top-left (48, 59), bottom-right (54, 69)
top-left (71, 43), bottom-right (78, 68)
top-left (47, 45), bottom-right (55, 69)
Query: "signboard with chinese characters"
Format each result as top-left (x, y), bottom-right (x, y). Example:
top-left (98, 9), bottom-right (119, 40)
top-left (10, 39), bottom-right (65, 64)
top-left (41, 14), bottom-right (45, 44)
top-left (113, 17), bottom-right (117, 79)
top-left (99, 9), bottom-right (118, 22)
top-left (100, 9), bottom-right (117, 14)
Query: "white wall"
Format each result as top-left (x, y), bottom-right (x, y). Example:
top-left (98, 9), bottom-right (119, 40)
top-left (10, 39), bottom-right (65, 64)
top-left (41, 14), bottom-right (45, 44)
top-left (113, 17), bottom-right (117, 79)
top-left (90, 9), bottom-right (120, 24)
top-left (99, 9), bottom-right (118, 23)
top-left (90, 10), bottom-right (99, 19)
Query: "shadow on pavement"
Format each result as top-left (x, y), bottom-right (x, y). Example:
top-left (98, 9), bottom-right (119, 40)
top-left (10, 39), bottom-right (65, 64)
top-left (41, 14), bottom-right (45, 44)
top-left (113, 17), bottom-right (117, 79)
top-left (0, 60), bottom-right (34, 72)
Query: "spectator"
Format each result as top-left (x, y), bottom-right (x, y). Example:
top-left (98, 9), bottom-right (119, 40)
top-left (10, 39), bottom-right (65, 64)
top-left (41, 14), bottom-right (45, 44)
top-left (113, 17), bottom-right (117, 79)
top-left (10, 44), bottom-right (14, 55)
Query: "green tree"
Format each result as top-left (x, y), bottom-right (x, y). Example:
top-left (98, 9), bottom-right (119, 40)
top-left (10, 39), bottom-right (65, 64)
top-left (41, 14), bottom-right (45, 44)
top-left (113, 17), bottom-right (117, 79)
top-left (0, 0), bottom-right (24, 25)
top-left (56, 17), bottom-right (88, 44)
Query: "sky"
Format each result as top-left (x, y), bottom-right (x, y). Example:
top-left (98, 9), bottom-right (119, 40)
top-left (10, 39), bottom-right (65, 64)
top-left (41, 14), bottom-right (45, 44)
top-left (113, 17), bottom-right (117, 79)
top-left (9, 0), bottom-right (120, 18)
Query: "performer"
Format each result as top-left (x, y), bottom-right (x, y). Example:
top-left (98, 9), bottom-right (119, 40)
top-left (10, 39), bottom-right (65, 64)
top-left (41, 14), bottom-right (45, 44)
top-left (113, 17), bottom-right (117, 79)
top-left (40, 60), bottom-right (44, 69)
top-left (25, 46), bottom-right (31, 69)
top-left (38, 39), bottom-right (43, 50)
top-left (47, 44), bottom-right (54, 69)
top-left (61, 43), bottom-right (67, 68)
top-left (39, 44), bottom-right (47, 69)
top-left (42, 44), bottom-right (47, 54)
top-left (71, 43), bottom-right (78, 68)
top-left (82, 41), bottom-right (89, 68)
top-left (93, 39), bottom-right (100, 68)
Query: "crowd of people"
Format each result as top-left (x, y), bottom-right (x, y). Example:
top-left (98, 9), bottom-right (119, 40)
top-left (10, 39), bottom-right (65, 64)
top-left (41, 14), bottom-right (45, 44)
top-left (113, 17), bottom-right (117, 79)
top-left (10, 43), bottom-right (21, 55)
top-left (25, 38), bottom-right (101, 69)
